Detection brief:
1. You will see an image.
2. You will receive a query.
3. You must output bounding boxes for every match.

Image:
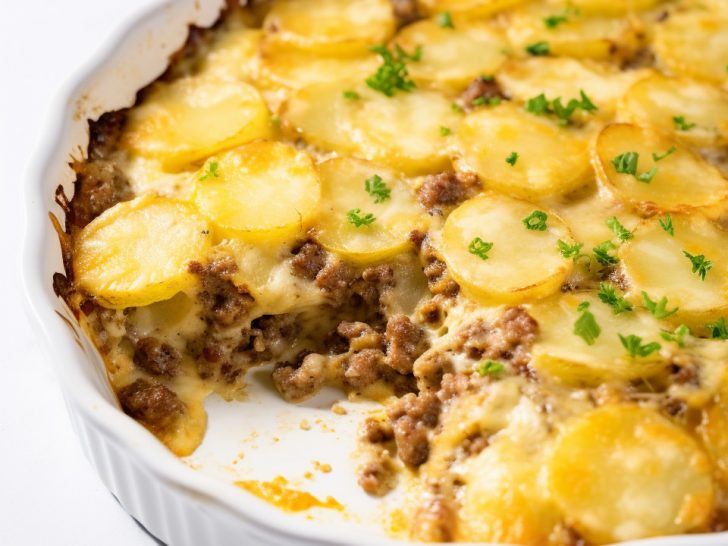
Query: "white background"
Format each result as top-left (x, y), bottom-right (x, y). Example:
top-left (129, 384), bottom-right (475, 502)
top-left (0, 1), bottom-right (159, 544)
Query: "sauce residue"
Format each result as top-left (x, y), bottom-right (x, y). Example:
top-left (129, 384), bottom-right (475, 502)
top-left (235, 476), bottom-right (343, 512)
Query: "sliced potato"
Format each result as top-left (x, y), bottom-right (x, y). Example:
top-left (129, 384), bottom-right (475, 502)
top-left (505, 3), bottom-right (642, 61)
top-left (620, 214), bottom-right (728, 330)
top-left (197, 27), bottom-right (261, 83)
top-left (283, 83), bottom-right (461, 175)
top-left (441, 194), bottom-right (573, 304)
top-left (74, 195), bottom-right (211, 309)
top-left (122, 77), bottom-right (270, 170)
top-left (393, 20), bottom-right (507, 90)
top-left (618, 74), bottom-right (728, 148)
top-left (313, 158), bottom-right (425, 263)
top-left (700, 369), bottom-right (728, 489)
top-left (653, 7), bottom-right (728, 85)
top-left (193, 142), bottom-right (320, 241)
top-left (593, 124), bottom-right (728, 212)
top-left (455, 103), bottom-right (591, 199)
top-left (499, 57), bottom-right (650, 118)
top-left (530, 292), bottom-right (667, 385)
top-left (549, 404), bottom-right (714, 544)
top-left (419, 0), bottom-right (529, 17)
top-left (261, 0), bottom-right (394, 56)
top-left (565, 0), bottom-right (663, 16)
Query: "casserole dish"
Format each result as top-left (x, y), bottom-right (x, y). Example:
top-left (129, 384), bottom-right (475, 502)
top-left (23, 0), bottom-right (728, 545)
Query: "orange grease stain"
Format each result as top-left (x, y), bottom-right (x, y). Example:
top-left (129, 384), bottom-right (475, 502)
top-left (235, 476), bottom-right (343, 513)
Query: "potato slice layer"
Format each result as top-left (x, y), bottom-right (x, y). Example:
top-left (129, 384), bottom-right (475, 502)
top-left (549, 404), bottom-right (714, 544)
top-left (74, 195), bottom-right (210, 309)
top-left (566, 0), bottom-right (662, 16)
top-left (618, 74), bottom-right (728, 148)
top-left (442, 194), bottom-right (572, 304)
top-left (593, 124), bottom-right (728, 212)
top-left (122, 77), bottom-right (270, 170)
top-left (193, 142), bottom-right (320, 240)
top-left (393, 20), bottom-right (506, 90)
top-left (284, 83), bottom-right (461, 175)
top-left (419, 0), bottom-right (529, 16)
top-left (456, 104), bottom-right (591, 199)
top-left (262, 0), bottom-right (394, 56)
top-left (620, 214), bottom-right (728, 329)
top-left (530, 293), bottom-right (666, 385)
top-left (313, 158), bottom-right (424, 263)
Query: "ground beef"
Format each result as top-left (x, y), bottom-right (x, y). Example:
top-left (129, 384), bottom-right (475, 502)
top-left (290, 240), bottom-right (327, 280)
top-left (189, 257), bottom-right (254, 326)
top-left (419, 240), bottom-right (459, 297)
top-left (344, 348), bottom-right (385, 389)
top-left (460, 76), bottom-right (507, 108)
top-left (358, 457), bottom-right (396, 496)
top-left (457, 307), bottom-right (539, 373)
top-left (67, 159), bottom-right (133, 230)
top-left (390, 0), bottom-right (420, 25)
top-left (437, 372), bottom-right (487, 401)
top-left (411, 495), bottom-right (456, 542)
top-left (417, 171), bottom-right (480, 213)
top-left (337, 321), bottom-right (384, 351)
top-left (621, 47), bottom-right (656, 70)
top-left (88, 110), bottom-right (127, 159)
top-left (384, 315), bottom-right (428, 375)
top-left (388, 390), bottom-right (441, 467)
top-left (414, 351), bottom-right (455, 390)
top-left (314, 259), bottom-right (355, 302)
top-left (133, 337), bottom-right (181, 377)
top-left (250, 314), bottom-right (300, 355)
top-left (272, 353), bottom-right (328, 403)
top-left (117, 379), bottom-right (185, 432)
top-left (362, 416), bottom-right (394, 443)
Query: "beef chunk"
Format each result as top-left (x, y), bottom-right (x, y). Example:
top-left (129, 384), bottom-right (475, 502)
top-left (390, 0), bottom-right (420, 25)
top-left (388, 391), bottom-right (441, 467)
top-left (358, 457), bottom-right (396, 496)
top-left (189, 257), bottom-right (254, 326)
top-left (272, 353), bottom-right (328, 403)
top-left (420, 240), bottom-right (460, 297)
top-left (88, 110), bottom-right (127, 159)
top-left (414, 351), bottom-right (454, 390)
top-left (117, 379), bottom-right (185, 432)
top-left (460, 76), bottom-right (507, 108)
top-left (314, 259), bottom-right (355, 302)
top-left (68, 159), bottom-right (133, 229)
top-left (133, 337), bottom-right (181, 377)
top-left (337, 321), bottom-right (384, 351)
top-left (344, 348), bottom-right (384, 389)
top-left (385, 314), bottom-right (428, 374)
top-left (362, 417), bottom-right (394, 444)
top-left (417, 171), bottom-right (480, 212)
top-left (411, 496), bottom-right (456, 542)
top-left (290, 241), bottom-right (327, 280)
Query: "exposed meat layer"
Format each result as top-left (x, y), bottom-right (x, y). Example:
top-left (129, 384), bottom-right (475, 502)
top-left (388, 390), bottom-right (441, 467)
top-left (117, 379), bottom-right (185, 433)
top-left (189, 257), bottom-right (255, 326)
top-left (133, 337), bottom-right (181, 378)
top-left (417, 171), bottom-right (480, 213)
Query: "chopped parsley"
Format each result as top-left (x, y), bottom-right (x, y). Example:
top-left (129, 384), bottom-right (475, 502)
top-left (611, 151), bottom-right (639, 175)
top-left (525, 41), bottom-right (550, 56)
top-left (543, 14), bottom-right (568, 28)
top-left (659, 213), bottom-right (674, 236)
top-left (673, 115), bottom-right (696, 131)
top-left (451, 101), bottom-right (465, 114)
top-left (597, 282), bottom-right (633, 314)
top-left (366, 44), bottom-right (421, 97)
top-left (364, 174), bottom-right (390, 203)
top-left (436, 11), bottom-right (454, 28)
top-left (606, 216), bottom-right (632, 241)
top-left (593, 240), bottom-right (618, 265)
top-left (619, 334), bottom-right (661, 358)
top-left (342, 90), bottom-right (360, 100)
top-left (557, 239), bottom-right (583, 259)
top-left (652, 146), bottom-right (676, 162)
top-left (440, 126), bottom-right (453, 136)
top-left (476, 360), bottom-right (504, 376)
top-left (468, 237), bottom-right (493, 260)
top-left (346, 208), bottom-right (376, 227)
top-left (506, 151), bottom-right (519, 166)
top-left (642, 291), bottom-right (679, 319)
top-left (707, 317), bottom-right (728, 340)
top-left (522, 210), bottom-right (548, 231)
top-left (199, 161), bottom-right (220, 181)
top-left (574, 301), bottom-right (600, 345)
top-left (660, 324), bottom-right (690, 348)
top-left (524, 90), bottom-right (597, 124)
top-left (637, 167), bottom-right (657, 183)
top-left (525, 93), bottom-right (550, 115)
top-left (683, 251), bottom-right (713, 281)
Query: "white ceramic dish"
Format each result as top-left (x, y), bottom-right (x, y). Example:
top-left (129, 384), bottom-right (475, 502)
top-left (20, 1), bottom-right (728, 545)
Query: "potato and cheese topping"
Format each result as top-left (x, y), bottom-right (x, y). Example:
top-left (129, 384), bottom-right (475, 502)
top-left (53, 0), bottom-right (728, 544)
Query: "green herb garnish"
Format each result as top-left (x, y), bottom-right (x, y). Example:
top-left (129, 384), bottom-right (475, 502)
top-left (522, 210), bottom-right (548, 231)
top-left (606, 216), bottom-right (632, 242)
top-left (347, 208), bottom-right (376, 227)
top-left (525, 41), bottom-right (550, 56)
top-left (574, 302), bottom-right (601, 345)
top-left (642, 291), bottom-right (679, 319)
top-left (619, 334), bottom-right (661, 358)
top-left (543, 14), bottom-right (568, 28)
top-left (558, 240), bottom-right (583, 259)
top-left (659, 213), bottom-right (674, 236)
top-left (437, 11), bottom-right (454, 28)
top-left (707, 317), bottom-right (728, 340)
top-left (598, 282), bottom-right (633, 314)
top-left (673, 115), bottom-right (696, 131)
top-left (593, 240), bottom-right (618, 265)
top-left (683, 251), bottom-right (713, 280)
top-left (660, 324), bottom-right (690, 347)
top-left (476, 360), bottom-right (504, 376)
top-left (652, 146), bottom-right (676, 162)
top-left (366, 44), bottom-right (421, 97)
top-left (440, 126), bottom-right (452, 136)
top-left (637, 167), bottom-right (657, 183)
top-left (524, 90), bottom-right (597, 124)
top-left (200, 161), bottom-right (220, 181)
top-left (342, 90), bottom-right (360, 100)
top-left (469, 237), bottom-right (493, 260)
top-left (506, 151), bottom-right (519, 166)
top-left (364, 174), bottom-right (390, 204)
top-left (611, 152), bottom-right (639, 175)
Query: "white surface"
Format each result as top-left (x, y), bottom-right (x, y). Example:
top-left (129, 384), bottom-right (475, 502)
top-left (0, 1), bottom-right (158, 544)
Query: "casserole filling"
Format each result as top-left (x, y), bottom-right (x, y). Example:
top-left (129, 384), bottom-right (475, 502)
top-left (52, 0), bottom-right (728, 543)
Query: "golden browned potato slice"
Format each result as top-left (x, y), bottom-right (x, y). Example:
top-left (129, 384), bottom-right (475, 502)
top-left (192, 142), bottom-right (320, 241)
top-left (283, 83), bottom-right (461, 175)
top-left (313, 157), bottom-right (426, 263)
top-left (393, 20), bottom-right (507, 90)
top-left (653, 6), bottom-right (728, 85)
top-left (549, 404), bottom-right (714, 544)
top-left (499, 57), bottom-right (650, 118)
top-left (261, 0), bottom-right (395, 56)
top-left (442, 194), bottom-right (573, 304)
top-left (530, 292), bottom-right (667, 385)
top-left (620, 214), bottom-right (728, 330)
top-left (566, 0), bottom-right (663, 16)
top-left (74, 195), bottom-right (211, 309)
top-left (455, 103), bottom-right (591, 199)
top-left (618, 74), bottom-right (728, 148)
top-left (122, 77), bottom-right (271, 170)
top-left (593, 124), bottom-right (728, 212)
top-left (419, 0), bottom-right (529, 17)
top-left (197, 27), bottom-right (261, 83)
